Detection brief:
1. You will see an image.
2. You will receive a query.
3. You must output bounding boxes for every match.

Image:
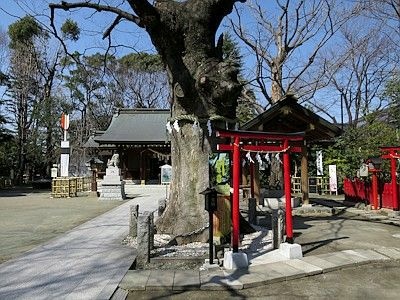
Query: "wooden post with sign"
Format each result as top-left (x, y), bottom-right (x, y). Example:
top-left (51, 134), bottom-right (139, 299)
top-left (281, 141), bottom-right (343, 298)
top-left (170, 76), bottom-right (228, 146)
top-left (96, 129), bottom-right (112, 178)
top-left (60, 113), bottom-right (70, 177)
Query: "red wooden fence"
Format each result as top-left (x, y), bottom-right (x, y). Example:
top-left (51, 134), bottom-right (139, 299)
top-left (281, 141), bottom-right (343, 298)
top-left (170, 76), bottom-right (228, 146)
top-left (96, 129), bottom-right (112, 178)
top-left (343, 178), bottom-right (399, 209)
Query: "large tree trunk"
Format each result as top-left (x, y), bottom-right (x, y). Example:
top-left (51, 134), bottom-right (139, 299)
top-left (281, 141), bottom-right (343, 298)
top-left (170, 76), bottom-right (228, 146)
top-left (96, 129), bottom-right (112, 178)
top-left (151, 1), bottom-right (242, 239)
top-left (156, 122), bottom-right (210, 239)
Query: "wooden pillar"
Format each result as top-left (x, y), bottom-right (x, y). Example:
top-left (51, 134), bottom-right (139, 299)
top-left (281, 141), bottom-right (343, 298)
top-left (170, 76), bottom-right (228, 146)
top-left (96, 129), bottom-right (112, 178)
top-left (140, 149), bottom-right (146, 184)
top-left (283, 139), bottom-right (293, 243)
top-left (250, 162), bottom-right (255, 198)
top-left (253, 163), bottom-right (261, 205)
top-left (301, 142), bottom-right (309, 205)
top-left (232, 136), bottom-right (240, 252)
top-left (117, 146), bottom-right (124, 179)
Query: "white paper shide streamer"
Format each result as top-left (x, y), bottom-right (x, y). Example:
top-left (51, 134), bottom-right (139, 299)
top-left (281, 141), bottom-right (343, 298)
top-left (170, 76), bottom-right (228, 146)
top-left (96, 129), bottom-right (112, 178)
top-left (173, 120), bottom-right (180, 132)
top-left (207, 120), bottom-right (212, 136)
top-left (275, 153), bottom-right (282, 164)
top-left (246, 151), bottom-right (254, 163)
top-left (166, 121), bottom-right (172, 134)
top-left (255, 153), bottom-right (262, 165)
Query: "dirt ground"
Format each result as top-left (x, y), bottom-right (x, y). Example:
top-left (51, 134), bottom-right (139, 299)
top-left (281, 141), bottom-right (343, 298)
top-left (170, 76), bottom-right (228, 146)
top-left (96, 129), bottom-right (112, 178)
top-left (0, 188), bottom-right (121, 263)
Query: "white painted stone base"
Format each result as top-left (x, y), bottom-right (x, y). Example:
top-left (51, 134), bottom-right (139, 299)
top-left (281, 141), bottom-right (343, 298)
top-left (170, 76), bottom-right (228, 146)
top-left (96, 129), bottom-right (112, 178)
top-left (223, 251), bottom-right (248, 270)
top-left (248, 243), bottom-right (303, 266)
top-left (99, 183), bottom-right (126, 201)
top-left (279, 242), bottom-right (303, 259)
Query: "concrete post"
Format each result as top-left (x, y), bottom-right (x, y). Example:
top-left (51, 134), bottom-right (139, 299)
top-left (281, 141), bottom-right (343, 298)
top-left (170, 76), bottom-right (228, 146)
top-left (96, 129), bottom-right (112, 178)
top-left (158, 199), bottom-right (166, 216)
top-left (272, 208), bottom-right (285, 249)
top-left (136, 211), bottom-right (151, 268)
top-left (149, 211), bottom-right (154, 250)
top-left (129, 205), bottom-right (139, 238)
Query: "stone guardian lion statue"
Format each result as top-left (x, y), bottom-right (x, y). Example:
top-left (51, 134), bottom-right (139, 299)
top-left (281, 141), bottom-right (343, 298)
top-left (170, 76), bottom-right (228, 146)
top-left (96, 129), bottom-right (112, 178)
top-left (107, 153), bottom-right (120, 167)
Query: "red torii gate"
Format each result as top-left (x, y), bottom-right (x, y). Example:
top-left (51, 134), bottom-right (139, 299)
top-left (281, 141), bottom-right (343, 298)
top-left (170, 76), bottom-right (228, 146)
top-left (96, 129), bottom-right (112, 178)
top-left (216, 129), bottom-right (304, 252)
top-left (381, 146), bottom-right (400, 211)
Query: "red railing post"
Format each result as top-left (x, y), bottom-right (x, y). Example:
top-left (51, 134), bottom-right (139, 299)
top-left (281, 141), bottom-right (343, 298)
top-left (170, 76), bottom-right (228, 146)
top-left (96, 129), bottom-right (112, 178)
top-left (372, 171), bottom-right (379, 210)
top-left (391, 157), bottom-right (399, 211)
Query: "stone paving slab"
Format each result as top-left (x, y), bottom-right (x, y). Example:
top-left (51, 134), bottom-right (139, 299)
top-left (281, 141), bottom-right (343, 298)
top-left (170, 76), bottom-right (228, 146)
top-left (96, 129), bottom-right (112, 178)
top-left (344, 249), bottom-right (391, 262)
top-left (146, 270), bottom-right (175, 291)
top-left (200, 269), bottom-right (243, 290)
top-left (245, 264), bottom-right (289, 284)
top-left (300, 255), bottom-right (341, 272)
top-left (264, 261), bottom-right (306, 280)
top-left (373, 247), bottom-right (400, 260)
top-left (222, 269), bottom-right (267, 289)
top-left (316, 252), bottom-right (359, 269)
top-left (173, 270), bottom-right (201, 290)
top-left (121, 247), bottom-right (400, 292)
top-left (338, 250), bottom-right (372, 265)
top-left (119, 270), bottom-right (151, 291)
top-left (282, 259), bottom-right (323, 276)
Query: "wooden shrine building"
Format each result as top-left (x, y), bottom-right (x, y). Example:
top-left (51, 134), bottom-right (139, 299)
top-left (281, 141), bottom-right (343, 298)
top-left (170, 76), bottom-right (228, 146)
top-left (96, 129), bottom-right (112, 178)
top-left (93, 108), bottom-right (171, 184)
top-left (241, 95), bottom-right (341, 204)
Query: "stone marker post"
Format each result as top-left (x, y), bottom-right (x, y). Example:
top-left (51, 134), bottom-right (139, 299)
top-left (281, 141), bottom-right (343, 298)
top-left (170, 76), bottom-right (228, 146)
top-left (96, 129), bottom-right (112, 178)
top-left (272, 208), bottom-right (285, 249)
top-left (136, 211), bottom-right (155, 268)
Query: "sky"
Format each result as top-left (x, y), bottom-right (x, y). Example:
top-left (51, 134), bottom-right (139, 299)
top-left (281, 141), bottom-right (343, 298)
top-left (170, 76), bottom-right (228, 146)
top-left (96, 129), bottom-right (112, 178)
top-left (0, 0), bottom-right (156, 57)
top-left (0, 0), bottom-right (374, 123)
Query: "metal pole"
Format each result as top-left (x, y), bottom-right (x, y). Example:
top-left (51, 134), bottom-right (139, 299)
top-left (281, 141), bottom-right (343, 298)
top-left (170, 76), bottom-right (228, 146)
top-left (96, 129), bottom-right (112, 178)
top-left (209, 210), bottom-right (214, 264)
top-left (391, 156), bottom-right (399, 211)
top-left (283, 139), bottom-right (294, 243)
top-left (232, 136), bottom-right (240, 252)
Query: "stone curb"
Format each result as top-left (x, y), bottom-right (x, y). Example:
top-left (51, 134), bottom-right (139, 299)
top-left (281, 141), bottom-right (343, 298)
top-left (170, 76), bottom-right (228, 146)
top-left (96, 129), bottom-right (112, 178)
top-left (119, 247), bottom-right (400, 292)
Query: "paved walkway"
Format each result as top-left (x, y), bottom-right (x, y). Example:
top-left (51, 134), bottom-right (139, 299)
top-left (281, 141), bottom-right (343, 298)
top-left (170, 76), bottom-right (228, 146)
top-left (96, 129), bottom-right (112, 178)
top-left (0, 185), bottom-right (162, 300)
top-left (2, 188), bottom-right (400, 298)
top-left (120, 247), bottom-right (400, 291)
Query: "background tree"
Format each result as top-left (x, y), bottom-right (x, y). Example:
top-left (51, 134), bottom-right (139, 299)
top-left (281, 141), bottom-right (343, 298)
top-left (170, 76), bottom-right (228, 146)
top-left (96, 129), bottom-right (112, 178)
top-left (232, 0), bottom-right (358, 105)
top-left (116, 52), bottom-right (169, 108)
top-left (314, 24), bottom-right (397, 126)
top-left (325, 114), bottom-right (399, 186)
top-left (50, 0), bottom-right (245, 238)
top-left (4, 16), bottom-right (64, 183)
top-left (383, 74), bottom-right (400, 129)
top-left (6, 16), bottom-right (45, 183)
top-left (61, 50), bottom-right (170, 173)
top-left (0, 28), bottom-right (7, 84)
top-left (222, 33), bottom-right (259, 124)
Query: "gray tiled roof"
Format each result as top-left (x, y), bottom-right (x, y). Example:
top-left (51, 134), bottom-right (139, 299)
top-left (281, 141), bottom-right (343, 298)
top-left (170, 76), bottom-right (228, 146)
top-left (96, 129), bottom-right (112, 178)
top-left (83, 131), bottom-right (104, 148)
top-left (95, 109), bottom-right (170, 144)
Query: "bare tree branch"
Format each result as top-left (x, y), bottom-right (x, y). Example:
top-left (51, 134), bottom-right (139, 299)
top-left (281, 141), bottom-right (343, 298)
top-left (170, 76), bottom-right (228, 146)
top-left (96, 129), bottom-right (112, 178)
top-left (49, 1), bottom-right (142, 26)
top-left (103, 15), bottom-right (123, 39)
top-left (233, 0), bottom-right (359, 103)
